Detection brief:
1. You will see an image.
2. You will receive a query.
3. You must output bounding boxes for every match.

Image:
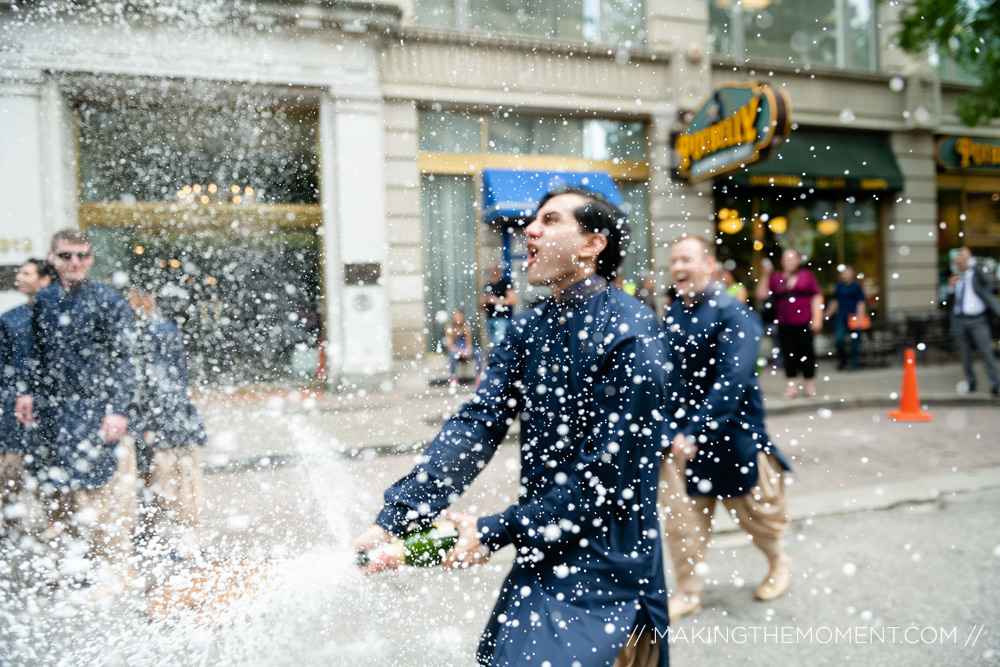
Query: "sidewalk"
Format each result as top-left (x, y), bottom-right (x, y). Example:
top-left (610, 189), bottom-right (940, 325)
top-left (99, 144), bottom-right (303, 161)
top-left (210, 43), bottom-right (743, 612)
top-left (195, 355), bottom-right (997, 469)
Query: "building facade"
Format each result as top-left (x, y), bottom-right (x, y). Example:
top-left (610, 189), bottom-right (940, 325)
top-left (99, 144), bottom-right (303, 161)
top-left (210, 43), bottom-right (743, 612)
top-left (2, 0), bottom-right (997, 385)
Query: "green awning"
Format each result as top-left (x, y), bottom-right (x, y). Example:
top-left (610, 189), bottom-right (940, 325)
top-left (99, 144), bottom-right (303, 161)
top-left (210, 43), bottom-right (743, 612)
top-left (723, 129), bottom-right (905, 192)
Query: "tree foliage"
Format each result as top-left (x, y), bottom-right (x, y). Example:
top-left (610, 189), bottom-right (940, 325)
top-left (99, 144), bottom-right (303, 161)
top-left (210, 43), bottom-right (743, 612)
top-left (893, 0), bottom-right (1000, 126)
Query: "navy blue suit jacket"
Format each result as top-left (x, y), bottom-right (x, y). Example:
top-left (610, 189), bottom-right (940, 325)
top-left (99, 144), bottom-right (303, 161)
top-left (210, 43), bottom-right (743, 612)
top-left (1, 304), bottom-right (33, 454)
top-left (377, 277), bottom-right (671, 666)
top-left (662, 290), bottom-right (790, 498)
top-left (131, 314), bottom-right (206, 451)
top-left (23, 279), bottom-right (137, 490)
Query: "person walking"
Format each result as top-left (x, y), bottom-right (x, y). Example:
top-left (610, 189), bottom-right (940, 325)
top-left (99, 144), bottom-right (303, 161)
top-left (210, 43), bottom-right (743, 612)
top-left (825, 265), bottom-right (867, 371)
top-left (757, 249), bottom-right (823, 398)
top-left (948, 247), bottom-right (1000, 396)
top-left (1, 259), bottom-right (55, 542)
top-left (479, 261), bottom-right (517, 347)
top-left (443, 308), bottom-right (483, 390)
top-left (659, 235), bottom-right (793, 621)
top-left (126, 282), bottom-right (209, 559)
top-left (351, 187), bottom-right (671, 666)
top-left (15, 230), bottom-right (138, 591)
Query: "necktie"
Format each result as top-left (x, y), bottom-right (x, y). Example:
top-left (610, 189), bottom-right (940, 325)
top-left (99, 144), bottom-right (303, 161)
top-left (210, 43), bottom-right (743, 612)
top-left (955, 274), bottom-right (965, 315)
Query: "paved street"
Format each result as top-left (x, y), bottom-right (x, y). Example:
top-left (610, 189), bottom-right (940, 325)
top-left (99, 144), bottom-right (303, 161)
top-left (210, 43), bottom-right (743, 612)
top-left (3, 358), bottom-right (999, 666)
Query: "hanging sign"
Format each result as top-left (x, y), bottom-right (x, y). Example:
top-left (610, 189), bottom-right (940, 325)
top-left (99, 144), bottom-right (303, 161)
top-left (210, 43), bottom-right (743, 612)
top-left (937, 136), bottom-right (1000, 173)
top-left (675, 81), bottom-right (792, 183)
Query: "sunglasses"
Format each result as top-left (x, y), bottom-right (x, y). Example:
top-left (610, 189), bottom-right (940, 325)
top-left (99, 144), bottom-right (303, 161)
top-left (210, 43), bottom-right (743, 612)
top-left (57, 252), bottom-right (91, 261)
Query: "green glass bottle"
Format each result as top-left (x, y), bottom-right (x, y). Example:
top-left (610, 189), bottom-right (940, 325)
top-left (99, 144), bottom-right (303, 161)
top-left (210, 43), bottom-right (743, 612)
top-left (355, 519), bottom-right (460, 568)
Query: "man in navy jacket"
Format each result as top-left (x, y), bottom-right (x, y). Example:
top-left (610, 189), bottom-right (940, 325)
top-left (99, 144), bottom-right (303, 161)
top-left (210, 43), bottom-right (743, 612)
top-left (128, 284), bottom-right (208, 556)
top-left (352, 187), bottom-right (671, 666)
top-left (1, 258), bottom-right (54, 539)
top-left (16, 230), bottom-right (138, 583)
top-left (658, 236), bottom-right (792, 621)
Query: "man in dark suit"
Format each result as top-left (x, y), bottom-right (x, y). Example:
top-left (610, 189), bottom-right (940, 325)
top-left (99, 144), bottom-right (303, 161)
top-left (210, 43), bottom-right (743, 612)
top-left (1, 258), bottom-right (55, 540)
top-left (658, 235), bottom-right (792, 621)
top-left (16, 230), bottom-right (138, 588)
top-left (949, 247), bottom-right (1000, 396)
top-left (352, 187), bottom-right (671, 666)
top-left (127, 282), bottom-right (208, 558)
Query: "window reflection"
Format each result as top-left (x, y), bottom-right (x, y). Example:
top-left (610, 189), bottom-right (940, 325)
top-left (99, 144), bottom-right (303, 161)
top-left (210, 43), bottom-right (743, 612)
top-left (710, 0), bottom-right (877, 71)
top-left (419, 110), bottom-right (646, 159)
top-left (78, 105), bottom-right (319, 204)
top-left (414, 0), bottom-right (645, 46)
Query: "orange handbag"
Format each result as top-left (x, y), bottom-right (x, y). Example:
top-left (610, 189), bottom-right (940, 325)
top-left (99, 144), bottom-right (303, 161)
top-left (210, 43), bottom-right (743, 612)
top-left (848, 313), bottom-right (871, 331)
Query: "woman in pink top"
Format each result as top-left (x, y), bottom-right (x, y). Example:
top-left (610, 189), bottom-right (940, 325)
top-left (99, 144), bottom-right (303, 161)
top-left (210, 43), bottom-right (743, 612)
top-left (758, 250), bottom-right (824, 399)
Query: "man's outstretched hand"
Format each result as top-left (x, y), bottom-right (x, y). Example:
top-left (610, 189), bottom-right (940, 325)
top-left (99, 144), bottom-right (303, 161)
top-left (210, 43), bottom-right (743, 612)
top-left (350, 525), bottom-right (403, 575)
top-left (442, 512), bottom-right (491, 570)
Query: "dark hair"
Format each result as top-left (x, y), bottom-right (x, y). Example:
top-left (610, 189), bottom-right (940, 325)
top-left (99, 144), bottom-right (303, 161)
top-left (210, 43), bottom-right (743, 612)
top-left (672, 234), bottom-right (717, 258)
top-left (50, 228), bottom-right (91, 251)
top-left (24, 257), bottom-right (57, 282)
top-left (537, 185), bottom-right (630, 281)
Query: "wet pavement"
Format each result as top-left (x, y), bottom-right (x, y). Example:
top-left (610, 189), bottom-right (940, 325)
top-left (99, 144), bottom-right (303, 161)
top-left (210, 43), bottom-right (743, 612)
top-left (3, 357), bottom-right (999, 665)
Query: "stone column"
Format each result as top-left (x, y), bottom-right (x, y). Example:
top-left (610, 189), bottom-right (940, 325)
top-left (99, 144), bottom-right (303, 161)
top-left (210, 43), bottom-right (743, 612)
top-left (320, 92), bottom-right (394, 386)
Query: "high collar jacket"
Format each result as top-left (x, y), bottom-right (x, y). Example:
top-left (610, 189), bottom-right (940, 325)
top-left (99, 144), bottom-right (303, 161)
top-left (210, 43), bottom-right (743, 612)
top-left (662, 290), bottom-right (790, 498)
top-left (130, 314), bottom-right (206, 453)
top-left (1, 304), bottom-right (32, 454)
top-left (377, 277), bottom-right (671, 666)
top-left (23, 279), bottom-right (137, 490)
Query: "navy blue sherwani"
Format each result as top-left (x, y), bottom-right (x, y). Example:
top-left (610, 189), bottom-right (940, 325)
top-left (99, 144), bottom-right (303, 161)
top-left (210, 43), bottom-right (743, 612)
top-left (377, 277), bottom-right (671, 666)
top-left (1, 304), bottom-right (33, 454)
top-left (662, 289), bottom-right (789, 498)
top-left (131, 314), bottom-right (206, 462)
top-left (23, 279), bottom-right (137, 490)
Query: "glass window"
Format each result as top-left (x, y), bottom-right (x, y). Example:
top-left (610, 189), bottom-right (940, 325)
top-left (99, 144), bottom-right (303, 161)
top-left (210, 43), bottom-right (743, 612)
top-left (618, 181), bottom-right (651, 281)
top-left (488, 115), bottom-right (585, 156)
top-left (710, 0), bottom-right (878, 71)
top-left (78, 105), bottom-right (318, 204)
top-left (88, 226), bottom-right (322, 386)
top-left (422, 174), bottom-right (479, 351)
top-left (584, 120), bottom-right (647, 160)
top-left (715, 192), bottom-right (883, 297)
top-left (419, 110), bottom-right (482, 153)
top-left (414, 0), bottom-right (645, 46)
top-left (484, 113), bottom-right (646, 159)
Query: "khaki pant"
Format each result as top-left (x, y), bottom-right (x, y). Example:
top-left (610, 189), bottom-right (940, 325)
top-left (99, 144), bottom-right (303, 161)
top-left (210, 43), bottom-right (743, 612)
top-left (44, 439), bottom-right (137, 574)
top-left (0, 452), bottom-right (25, 533)
top-left (614, 631), bottom-right (661, 667)
top-left (137, 447), bottom-right (207, 551)
top-left (658, 452), bottom-right (789, 597)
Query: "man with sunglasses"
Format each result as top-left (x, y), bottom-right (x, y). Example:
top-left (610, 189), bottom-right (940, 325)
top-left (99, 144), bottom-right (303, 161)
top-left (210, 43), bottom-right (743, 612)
top-left (1, 258), bottom-right (56, 543)
top-left (15, 230), bottom-right (138, 591)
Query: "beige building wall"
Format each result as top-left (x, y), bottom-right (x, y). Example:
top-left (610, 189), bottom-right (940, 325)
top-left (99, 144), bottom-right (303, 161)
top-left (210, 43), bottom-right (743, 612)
top-left (380, 29), bottom-right (674, 354)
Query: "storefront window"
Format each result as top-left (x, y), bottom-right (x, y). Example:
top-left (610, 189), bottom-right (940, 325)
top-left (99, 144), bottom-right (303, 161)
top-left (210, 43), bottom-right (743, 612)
top-left (414, 0), bottom-right (646, 46)
top-left (78, 105), bottom-right (318, 204)
top-left (419, 110), bottom-right (482, 153)
top-left (937, 187), bottom-right (1000, 290)
top-left (88, 226), bottom-right (322, 386)
top-left (715, 192), bottom-right (882, 300)
top-left (421, 174), bottom-right (479, 350)
top-left (619, 181), bottom-right (651, 281)
top-left (709, 0), bottom-right (877, 71)
top-left (419, 110), bottom-right (650, 350)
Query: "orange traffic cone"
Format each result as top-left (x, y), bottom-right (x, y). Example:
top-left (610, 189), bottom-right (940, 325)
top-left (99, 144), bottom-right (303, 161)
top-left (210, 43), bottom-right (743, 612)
top-left (888, 348), bottom-right (932, 421)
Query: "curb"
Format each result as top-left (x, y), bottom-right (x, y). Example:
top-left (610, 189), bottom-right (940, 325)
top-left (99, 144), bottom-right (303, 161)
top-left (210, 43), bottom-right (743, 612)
top-left (201, 395), bottom-right (997, 474)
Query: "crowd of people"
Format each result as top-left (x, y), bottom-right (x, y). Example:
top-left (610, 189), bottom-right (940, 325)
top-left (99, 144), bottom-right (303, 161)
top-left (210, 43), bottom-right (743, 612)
top-left (3, 196), bottom-right (993, 664)
top-left (0, 230), bottom-right (208, 598)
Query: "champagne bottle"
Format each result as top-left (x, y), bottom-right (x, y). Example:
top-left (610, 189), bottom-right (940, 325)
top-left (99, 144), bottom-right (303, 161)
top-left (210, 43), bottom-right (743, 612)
top-left (355, 519), bottom-right (460, 568)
